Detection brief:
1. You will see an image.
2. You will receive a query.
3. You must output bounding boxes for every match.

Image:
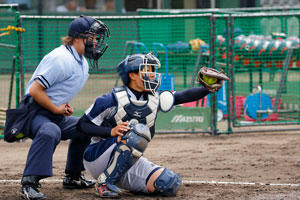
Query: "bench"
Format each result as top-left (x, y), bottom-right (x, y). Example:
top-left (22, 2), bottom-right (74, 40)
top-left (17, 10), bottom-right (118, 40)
top-left (0, 108), bottom-right (6, 139)
top-left (0, 108), bottom-right (6, 128)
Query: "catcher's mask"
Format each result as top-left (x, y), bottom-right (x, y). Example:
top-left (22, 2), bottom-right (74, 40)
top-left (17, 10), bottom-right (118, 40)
top-left (117, 53), bottom-right (161, 95)
top-left (68, 16), bottom-right (110, 69)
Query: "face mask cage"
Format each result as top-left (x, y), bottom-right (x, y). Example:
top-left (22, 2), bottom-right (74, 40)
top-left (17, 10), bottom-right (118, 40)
top-left (139, 55), bottom-right (161, 95)
top-left (81, 20), bottom-right (110, 70)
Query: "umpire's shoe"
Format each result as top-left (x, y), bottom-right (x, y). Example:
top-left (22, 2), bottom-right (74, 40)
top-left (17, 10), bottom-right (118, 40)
top-left (21, 176), bottom-right (45, 200)
top-left (95, 183), bottom-right (119, 198)
top-left (62, 174), bottom-right (95, 189)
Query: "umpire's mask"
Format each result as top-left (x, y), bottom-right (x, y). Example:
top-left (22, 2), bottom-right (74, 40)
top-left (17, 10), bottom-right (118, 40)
top-left (81, 20), bottom-right (110, 69)
top-left (68, 16), bottom-right (110, 70)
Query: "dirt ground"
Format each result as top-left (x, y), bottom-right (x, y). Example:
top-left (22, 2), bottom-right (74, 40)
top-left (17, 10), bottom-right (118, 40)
top-left (0, 131), bottom-right (300, 200)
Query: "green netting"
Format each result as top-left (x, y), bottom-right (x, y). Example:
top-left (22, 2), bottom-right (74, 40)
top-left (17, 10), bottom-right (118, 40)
top-left (138, 7), bottom-right (300, 15)
top-left (138, 8), bottom-right (234, 15)
top-left (0, 5), bottom-right (19, 112)
top-left (1, 9), bottom-right (300, 134)
top-left (20, 14), bottom-right (211, 116)
top-left (227, 7), bottom-right (300, 13)
top-left (227, 13), bottom-right (300, 126)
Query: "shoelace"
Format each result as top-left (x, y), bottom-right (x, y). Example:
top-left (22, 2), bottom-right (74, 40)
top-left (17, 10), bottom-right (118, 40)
top-left (80, 175), bottom-right (86, 180)
top-left (24, 183), bottom-right (41, 192)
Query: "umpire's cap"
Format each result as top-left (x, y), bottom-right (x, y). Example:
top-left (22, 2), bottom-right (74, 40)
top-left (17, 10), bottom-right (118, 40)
top-left (68, 15), bottom-right (108, 38)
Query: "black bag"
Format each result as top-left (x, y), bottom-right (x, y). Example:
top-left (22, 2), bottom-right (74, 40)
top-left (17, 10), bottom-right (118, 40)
top-left (4, 95), bottom-right (40, 142)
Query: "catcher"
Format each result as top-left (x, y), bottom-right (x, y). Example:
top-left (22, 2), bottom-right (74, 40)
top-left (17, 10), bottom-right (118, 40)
top-left (77, 53), bottom-right (230, 198)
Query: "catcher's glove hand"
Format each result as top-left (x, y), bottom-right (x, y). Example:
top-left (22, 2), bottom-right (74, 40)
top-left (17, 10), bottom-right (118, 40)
top-left (197, 66), bottom-right (230, 93)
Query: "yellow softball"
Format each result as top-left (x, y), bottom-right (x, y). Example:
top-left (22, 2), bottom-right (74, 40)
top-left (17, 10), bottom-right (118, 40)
top-left (203, 75), bottom-right (218, 85)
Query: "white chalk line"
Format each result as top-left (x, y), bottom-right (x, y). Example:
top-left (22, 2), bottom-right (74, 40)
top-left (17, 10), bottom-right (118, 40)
top-left (0, 179), bottom-right (299, 187)
top-left (183, 180), bottom-right (300, 187)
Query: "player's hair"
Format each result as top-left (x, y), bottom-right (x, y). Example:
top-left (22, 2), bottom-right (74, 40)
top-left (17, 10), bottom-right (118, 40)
top-left (127, 69), bottom-right (139, 85)
top-left (61, 36), bottom-right (74, 46)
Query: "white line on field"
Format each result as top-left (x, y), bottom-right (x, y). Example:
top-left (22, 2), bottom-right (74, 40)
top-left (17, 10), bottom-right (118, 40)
top-left (0, 179), bottom-right (300, 187)
top-left (183, 180), bottom-right (300, 187)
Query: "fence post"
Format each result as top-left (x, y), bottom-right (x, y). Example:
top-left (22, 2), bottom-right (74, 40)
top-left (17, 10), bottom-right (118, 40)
top-left (14, 9), bottom-right (20, 107)
top-left (19, 16), bottom-right (24, 98)
top-left (229, 16), bottom-right (238, 127)
top-left (225, 15), bottom-right (233, 134)
top-left (209, 15), bottom-right (218, 136)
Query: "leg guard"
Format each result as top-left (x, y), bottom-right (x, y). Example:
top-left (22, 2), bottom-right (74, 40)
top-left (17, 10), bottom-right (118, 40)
top-left (98, 123), bottom-right (151, 193)
top-left (99, 143), bottom-right (135, 193)
top-left (154, 168), bottom-right (182, 196)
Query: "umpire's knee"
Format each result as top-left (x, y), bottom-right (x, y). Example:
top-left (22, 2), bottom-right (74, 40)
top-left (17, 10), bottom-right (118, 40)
top-left (36, 122), bottom-right (61, 144)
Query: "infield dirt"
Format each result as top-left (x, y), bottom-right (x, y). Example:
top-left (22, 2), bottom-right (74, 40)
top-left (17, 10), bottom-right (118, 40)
top-left (0, 131), bottom-right (300, 200)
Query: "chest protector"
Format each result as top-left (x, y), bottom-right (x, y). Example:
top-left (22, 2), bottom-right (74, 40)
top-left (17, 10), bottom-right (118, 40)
top-left (103, 86), bottom-right (159, 137)
top-left (102, 86), bottom-right (174, 138)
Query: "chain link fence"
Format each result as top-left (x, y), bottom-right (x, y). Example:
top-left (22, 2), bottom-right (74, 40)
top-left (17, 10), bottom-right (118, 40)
top-left (0, 4), bottom-right (299, 134)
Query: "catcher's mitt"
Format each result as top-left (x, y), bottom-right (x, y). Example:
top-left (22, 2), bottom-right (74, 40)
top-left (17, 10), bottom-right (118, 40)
top-left (197, 66), bottom-right (230, 93)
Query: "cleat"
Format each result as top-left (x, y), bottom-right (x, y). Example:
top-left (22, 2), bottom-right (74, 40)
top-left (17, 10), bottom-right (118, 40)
top-left (106, 182), bottom-right (122, 193)
top-left (21, 184), bottom-right (45, 200)
top-left (21, 176), bottom-right (45, 200)
top-left (63, 174), bottom-right (95, 189)
top-left (95, 183), bottom-right (119, 198)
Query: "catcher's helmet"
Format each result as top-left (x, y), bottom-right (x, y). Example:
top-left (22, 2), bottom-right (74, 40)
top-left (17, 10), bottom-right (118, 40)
top-left (68, 15), bottom-right (110, 68)
top-left (117, 53), bottom-right (161, 95)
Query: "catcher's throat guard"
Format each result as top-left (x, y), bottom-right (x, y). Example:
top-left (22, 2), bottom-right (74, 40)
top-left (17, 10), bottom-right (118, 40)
top-left (197, 66), bottom-right (230, 93)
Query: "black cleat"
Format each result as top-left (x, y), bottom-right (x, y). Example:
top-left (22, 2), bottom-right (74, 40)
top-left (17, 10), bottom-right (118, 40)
top-left (62, 174), bottom-right (95, 189)
top-left (21, 176), bottom-right (45, 200)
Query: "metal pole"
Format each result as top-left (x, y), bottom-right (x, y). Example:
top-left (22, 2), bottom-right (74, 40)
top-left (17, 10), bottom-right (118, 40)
top-left (210, 0), bottom-right (216, 8)
top-left (230, 16), bottom-right (238, 127)
top-left (115, 0), bottom-right (123, 13)
top-left (8, 57), bottom-right (16, 109)
top-left (38, 0), bottom-right (43, 62)
top-left (225, 16), bottom-right (233, 134)
top-left (14, 10), bottom-right (20, 107)
top-left (209, 15), bottom-right (217, 136)
top-left (19, 17), bottom-right (24, 98)
top-left (0, 43), bottom-right (16, 48)
top-left (157, 0), bottom-right (162, 9)
top-left (164, 0), bottom-right (170, 9)
top-left (273, 49), bottom-right (293, 112)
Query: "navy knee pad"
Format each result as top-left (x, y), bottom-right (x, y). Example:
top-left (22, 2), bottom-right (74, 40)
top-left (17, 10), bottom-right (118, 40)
top-left (154, 168), bottom-right (182, 196)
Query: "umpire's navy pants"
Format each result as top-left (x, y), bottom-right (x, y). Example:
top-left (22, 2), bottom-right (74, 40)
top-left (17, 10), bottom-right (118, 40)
top-left (23, 111), bottom-right (90, 178)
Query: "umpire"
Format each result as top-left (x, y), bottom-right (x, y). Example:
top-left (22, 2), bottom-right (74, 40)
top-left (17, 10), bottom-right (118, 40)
top-left (20, 16), bottom-right (110, 200)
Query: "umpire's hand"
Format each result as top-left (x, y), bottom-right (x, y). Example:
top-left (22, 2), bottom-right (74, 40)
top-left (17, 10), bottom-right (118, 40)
top-left (64, 104), bottom-right (74, 116)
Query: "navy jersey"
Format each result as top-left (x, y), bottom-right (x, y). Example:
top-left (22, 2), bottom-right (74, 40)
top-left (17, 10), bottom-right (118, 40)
top-left (85, 92), bottom-right (117, 127)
